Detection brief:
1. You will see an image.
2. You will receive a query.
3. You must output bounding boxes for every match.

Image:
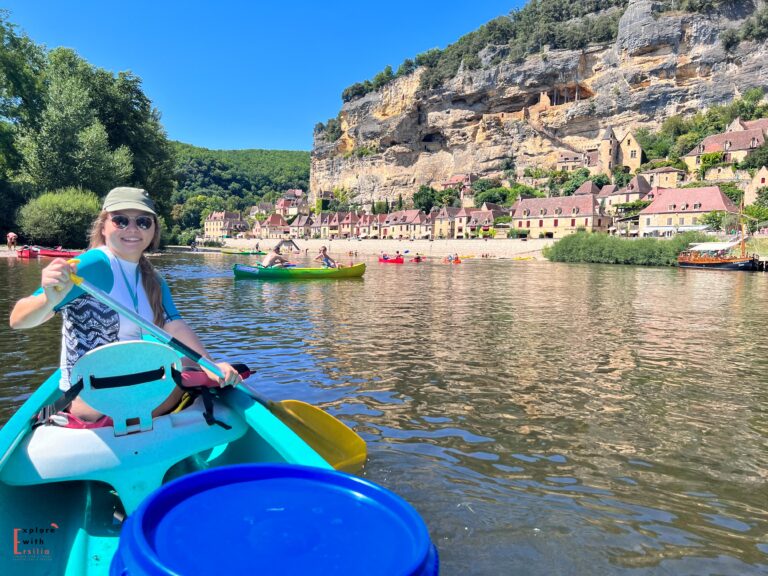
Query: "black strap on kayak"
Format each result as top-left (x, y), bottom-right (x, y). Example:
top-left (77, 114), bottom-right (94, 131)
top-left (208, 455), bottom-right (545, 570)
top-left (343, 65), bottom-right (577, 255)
top-left (173, 366), bottom-right (231, 430)
top-left (33, 380), bottom-right (84, 426)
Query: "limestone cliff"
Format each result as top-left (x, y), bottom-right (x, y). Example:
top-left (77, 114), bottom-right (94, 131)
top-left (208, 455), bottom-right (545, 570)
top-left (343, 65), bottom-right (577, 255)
top-left (310, 0), bottom-right (768, 204)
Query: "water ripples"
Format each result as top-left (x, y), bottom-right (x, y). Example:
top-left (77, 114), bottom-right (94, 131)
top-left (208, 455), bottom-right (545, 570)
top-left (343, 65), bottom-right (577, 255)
top-left (1, 254), bottom-right (767, 574)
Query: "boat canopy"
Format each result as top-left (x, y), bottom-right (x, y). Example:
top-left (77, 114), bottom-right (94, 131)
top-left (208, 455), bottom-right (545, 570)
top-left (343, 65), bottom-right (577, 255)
top-left (688, 239), bottom-right (742, 252)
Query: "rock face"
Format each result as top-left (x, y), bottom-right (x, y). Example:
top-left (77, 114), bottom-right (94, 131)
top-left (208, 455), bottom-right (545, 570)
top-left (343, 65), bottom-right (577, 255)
top-left (310, 0), bottom-right (768, 204)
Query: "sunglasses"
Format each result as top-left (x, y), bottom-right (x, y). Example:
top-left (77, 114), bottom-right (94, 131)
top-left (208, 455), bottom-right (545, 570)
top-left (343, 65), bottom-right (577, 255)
top-left (110, 214), bottom-right (155, 230)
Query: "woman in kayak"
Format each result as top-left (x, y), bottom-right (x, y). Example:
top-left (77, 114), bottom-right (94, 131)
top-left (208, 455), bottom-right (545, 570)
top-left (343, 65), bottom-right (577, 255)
top-left (9, 187), bottom-right (242, 422)
top-left (315, 246), bottom-right (338, 268)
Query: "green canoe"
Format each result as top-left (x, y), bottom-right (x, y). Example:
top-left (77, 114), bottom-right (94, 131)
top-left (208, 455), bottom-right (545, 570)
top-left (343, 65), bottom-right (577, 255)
top-left (0, 340), bottom-right (332, 576)
top-left (233, 262), bottom-right (366, 279)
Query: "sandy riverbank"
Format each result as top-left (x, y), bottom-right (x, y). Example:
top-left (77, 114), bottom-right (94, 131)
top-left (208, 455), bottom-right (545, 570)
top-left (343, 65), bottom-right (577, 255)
top-left (220, 238), bottom-right (554, 259)
top-left (0, 238), bottom-right (554, 260)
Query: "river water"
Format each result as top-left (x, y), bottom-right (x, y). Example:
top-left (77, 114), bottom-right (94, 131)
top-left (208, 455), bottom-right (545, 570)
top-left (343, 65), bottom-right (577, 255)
top-left (1, 253), bottom-right (767, 575)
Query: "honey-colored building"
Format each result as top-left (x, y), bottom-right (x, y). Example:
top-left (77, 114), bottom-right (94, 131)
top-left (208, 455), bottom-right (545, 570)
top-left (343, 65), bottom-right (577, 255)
top-left (510, 195), bottom-right (611, 239)
top-left (638, 186), bottom-right (737, 237)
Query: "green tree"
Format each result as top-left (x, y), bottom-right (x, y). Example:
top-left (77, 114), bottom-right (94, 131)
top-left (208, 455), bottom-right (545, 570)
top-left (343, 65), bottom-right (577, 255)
top-left (699, 210), bottom-right (726, 231)
top-left (17, 187), bottom-right (100, 247)
top-left (754, 186), bottom-right (768, 208)
top-left (413, 185), bottom-right (437, 212)
top-left (73, 122), bottom-right (133, 192)
top-left (739, 142), bottom-right (768, 170)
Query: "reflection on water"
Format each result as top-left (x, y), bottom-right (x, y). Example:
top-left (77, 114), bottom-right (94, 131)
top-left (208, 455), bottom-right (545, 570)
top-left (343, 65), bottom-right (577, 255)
top-left (1, 253), bottom-right (767, 575)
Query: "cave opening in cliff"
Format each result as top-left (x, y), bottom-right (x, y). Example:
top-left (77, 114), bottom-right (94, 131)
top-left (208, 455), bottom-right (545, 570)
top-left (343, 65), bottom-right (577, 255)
top-left (543, 83), bottom-right (594, 107)
top-left (421, 132), bottom-right (446, 153)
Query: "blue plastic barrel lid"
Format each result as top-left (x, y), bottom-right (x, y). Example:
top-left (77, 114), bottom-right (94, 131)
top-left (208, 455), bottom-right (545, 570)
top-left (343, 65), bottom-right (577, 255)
top-left (128, 465), bottom-right (435, 576)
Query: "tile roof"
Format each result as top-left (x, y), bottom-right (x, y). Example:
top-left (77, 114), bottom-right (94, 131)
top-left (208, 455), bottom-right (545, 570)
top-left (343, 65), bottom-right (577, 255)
top-left (638, 186), bottom-right (737, 215)
top-left (264, 213), bottom-right (288, 227)
top-left (642, 166), bottom-right (686, 174)
top-left (685, 128), bottom-right (765, 156)
top-left (514, 195), bottom-right (603, 218)
top-left (619, 175), bottom-right (652, 197)
top-left (597, 184), bottom-right (618, 198)
top-left (435, 206), bottom-right (461, 220)
top-left (742, 118), bottom-right (768, 133)
top-left (574, 181), bottom-right (601, 195)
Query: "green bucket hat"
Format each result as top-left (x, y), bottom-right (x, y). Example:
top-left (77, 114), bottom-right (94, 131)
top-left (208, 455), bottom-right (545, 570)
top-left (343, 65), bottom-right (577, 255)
top-left (102, 187), bottom-right (157, 215)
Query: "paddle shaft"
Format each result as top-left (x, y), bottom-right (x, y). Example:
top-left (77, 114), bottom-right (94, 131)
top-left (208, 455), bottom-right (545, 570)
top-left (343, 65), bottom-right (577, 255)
top-left (69, 272), bottom-right (224, 378)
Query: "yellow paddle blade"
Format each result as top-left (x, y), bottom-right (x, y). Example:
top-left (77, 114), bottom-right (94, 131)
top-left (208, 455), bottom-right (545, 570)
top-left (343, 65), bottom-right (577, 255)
top-left (270, 399), bottom-right (367, 473)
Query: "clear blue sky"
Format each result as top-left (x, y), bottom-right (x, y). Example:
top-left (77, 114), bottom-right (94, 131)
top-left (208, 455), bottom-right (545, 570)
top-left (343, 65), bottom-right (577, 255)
top-left (5, 1), bottom-right (522, 151)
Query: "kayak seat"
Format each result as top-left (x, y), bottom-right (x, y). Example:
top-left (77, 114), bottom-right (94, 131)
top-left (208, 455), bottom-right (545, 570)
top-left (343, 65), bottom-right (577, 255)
top-left (70, 340), bottom-right (181, 436)
top-left (0, 342), bottom-right (248, 513)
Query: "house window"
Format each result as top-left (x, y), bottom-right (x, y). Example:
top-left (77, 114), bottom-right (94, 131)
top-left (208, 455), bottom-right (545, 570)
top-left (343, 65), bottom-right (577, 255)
top-left (696, 157), bottom-right (701, 165)
top-left (724, 140), bottom-right (731, 151)
top-left (554, 219), bottom-right (559, 227)
top-left (526, 220), bottom-right (530, 228)
top-left (694, 203), bottom-right (701, 209)
top-left (762, 178), bottom-right (766, 184)
top-left (646, 218), bottom-right (651, 225)
top-left (598, 219), bottom-right (602, 226)
top-left (667, 218), bottom-right (673, 225)
top-left (584, 218), bottom-right (589, 226)
top-left (692, 217), bottom-right (698, 224)
top-left (679, 217), bottom-right (685, 225)
top-left (630, 150), bottom-right (637, 159)
top-left (571, 218), bottom-right (576, 227)
top-left (539, 220), bottom-right (543, 227)
top-left (518, 221), bottom-right (522, 228)
top-left (751, 137), bottom-right (757, 148)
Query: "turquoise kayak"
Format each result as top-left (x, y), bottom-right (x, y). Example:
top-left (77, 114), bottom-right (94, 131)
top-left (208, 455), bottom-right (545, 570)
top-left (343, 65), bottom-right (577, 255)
top-left (233, 262), bottom-right (366, 279)
top-left (0, 340), bottom-right (331, 576)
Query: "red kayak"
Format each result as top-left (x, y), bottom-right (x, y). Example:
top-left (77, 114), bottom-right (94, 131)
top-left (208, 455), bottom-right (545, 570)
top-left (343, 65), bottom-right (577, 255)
top-left (16, 247), bottom-right (39, 259)
top-left (38, 247), bottom-right (82, 258)
top-left (379, 257), bottom-right (404, 264)
top-left (17, 246), bottom-right (82, 259)
top-left (410, 257), bottom-right (423, 263)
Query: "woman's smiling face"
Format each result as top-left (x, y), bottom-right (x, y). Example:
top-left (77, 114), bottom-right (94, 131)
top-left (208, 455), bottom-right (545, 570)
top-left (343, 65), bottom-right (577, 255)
top-left (103, 209), bottom-right (155, 261)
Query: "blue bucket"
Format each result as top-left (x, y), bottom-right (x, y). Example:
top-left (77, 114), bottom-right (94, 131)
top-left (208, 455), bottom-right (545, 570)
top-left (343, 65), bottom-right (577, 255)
top-left (111, 464), bottom-right (438, 576)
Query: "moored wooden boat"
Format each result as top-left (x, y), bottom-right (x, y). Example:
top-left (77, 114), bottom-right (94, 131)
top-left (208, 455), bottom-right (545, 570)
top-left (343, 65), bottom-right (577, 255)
top-left (677, 233), bottom-right (758, 271)
top-left (0, 340), bottom-right (331, 576)
top-left (233, 262), bottom-right (366, 279)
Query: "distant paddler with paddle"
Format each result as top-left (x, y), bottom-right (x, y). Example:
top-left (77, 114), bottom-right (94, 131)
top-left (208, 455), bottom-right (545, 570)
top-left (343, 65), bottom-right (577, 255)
top-left (9, 187), bottom-right (242, 423)
top-left (261, 243), bottom-right (293, 268)
top-left (314, 246), bottom-right (338, 269)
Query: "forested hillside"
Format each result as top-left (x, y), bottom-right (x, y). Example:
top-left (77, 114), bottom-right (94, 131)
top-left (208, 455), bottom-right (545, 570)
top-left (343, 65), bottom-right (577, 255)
top-left (0, 11), bottom-right (309, 247)
top-left (169, 143), bottom-right (309, 241)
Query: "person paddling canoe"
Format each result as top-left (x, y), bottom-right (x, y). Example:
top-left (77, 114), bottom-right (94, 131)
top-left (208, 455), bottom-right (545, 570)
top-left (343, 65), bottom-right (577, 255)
top-left (314, 246), bottom-right (338, 269)
top-left (9, 186), bottom-right (242, 423)
top-left (261, 244), bottom-right (292, 268)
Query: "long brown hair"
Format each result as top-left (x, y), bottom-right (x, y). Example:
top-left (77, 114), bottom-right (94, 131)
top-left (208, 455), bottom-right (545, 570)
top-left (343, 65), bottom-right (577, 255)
top-left (88, 211), bottom-right (165, 326)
